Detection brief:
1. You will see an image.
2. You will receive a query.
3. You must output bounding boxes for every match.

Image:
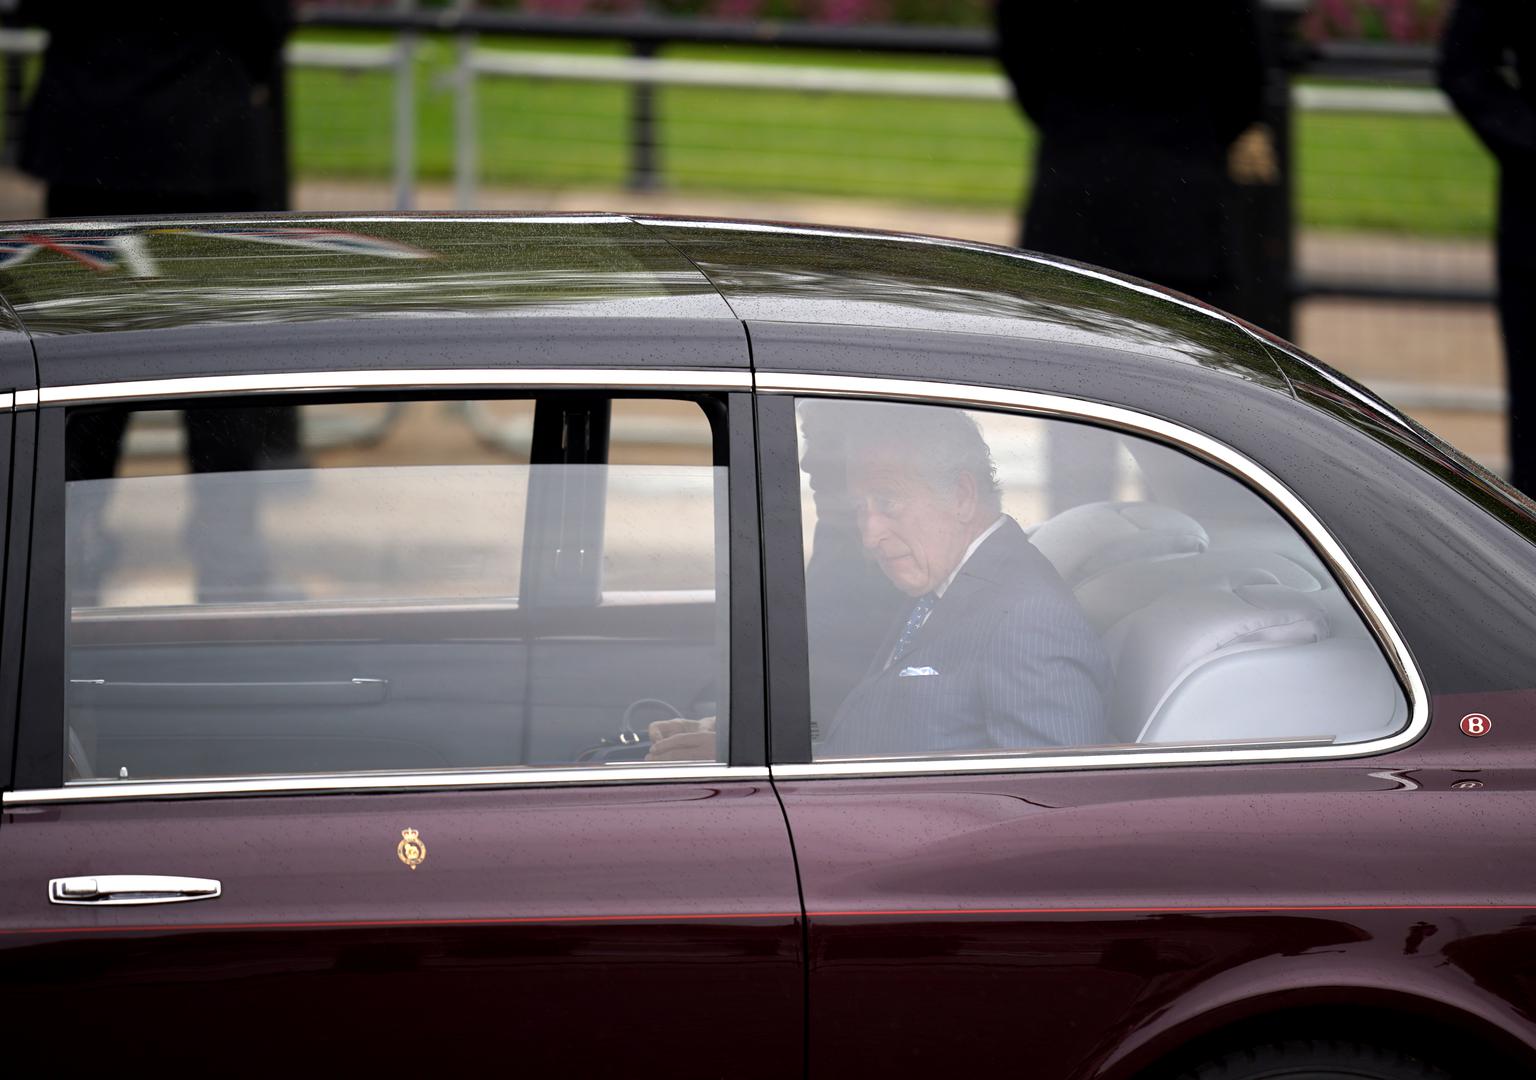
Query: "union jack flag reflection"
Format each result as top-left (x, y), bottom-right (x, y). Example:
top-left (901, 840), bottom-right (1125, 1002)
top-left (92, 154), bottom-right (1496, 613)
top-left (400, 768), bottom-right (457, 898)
top-left (0, 227), bottom-right (432, 278)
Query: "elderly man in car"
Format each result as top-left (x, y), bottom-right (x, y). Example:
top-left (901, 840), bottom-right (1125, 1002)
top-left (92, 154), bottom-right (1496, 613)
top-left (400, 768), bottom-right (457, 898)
top-left (649, 402), bottom-right (1111, 761)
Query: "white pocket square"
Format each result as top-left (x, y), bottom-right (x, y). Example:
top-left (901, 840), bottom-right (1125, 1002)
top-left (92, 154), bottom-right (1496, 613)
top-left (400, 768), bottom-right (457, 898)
top-left (898, 666), bottom-right (938, 677)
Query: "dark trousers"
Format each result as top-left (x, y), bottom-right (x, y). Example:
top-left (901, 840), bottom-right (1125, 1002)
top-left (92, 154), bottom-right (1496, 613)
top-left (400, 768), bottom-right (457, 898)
top-left (49, 182), bottom-right (298, 603)
top-left (1502, 264), bottom-right (1536, 495)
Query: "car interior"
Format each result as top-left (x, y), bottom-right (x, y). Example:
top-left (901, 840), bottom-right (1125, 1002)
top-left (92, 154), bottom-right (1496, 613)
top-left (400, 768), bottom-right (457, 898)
top-left (63, 393), bottom-right (731, 783)
top-left (1025, 437), bottom-right (1408, 749)
top-left (797, 405), bottom-right (1410, 761)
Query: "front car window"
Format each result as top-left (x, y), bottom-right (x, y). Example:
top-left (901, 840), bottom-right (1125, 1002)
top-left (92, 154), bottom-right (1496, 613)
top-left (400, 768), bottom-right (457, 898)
top-left (796, 398), bottom-right (1409, 762)
top-left (64, 395), bottom-right (728, 782)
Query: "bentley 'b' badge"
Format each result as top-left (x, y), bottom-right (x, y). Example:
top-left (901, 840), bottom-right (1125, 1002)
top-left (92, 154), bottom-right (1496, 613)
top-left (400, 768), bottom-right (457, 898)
top-left (397, 827), bottom-right (426, 870)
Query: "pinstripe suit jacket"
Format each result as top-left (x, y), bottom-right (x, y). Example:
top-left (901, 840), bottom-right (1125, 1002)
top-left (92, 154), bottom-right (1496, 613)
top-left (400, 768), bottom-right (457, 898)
top-left (815, 517), bottom-right (1112, 759)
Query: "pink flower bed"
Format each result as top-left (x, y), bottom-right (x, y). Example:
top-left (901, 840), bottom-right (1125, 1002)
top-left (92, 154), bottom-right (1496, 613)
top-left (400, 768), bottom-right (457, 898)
top-left (298, 0), bottom-right (983, 24)
top-left (301, 0), bottom-right (1451, 42)
top-left (1303, 0), bottom-right (1448, 44)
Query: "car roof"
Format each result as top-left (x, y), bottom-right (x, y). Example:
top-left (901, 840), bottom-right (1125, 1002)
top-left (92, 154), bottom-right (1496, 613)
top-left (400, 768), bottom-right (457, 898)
top-left (0, 212), bottom-right (1293, 393)
top-left (0, 214), bottom-right (735, 335)
top-left (643, 216), bottom-right (1285, 377)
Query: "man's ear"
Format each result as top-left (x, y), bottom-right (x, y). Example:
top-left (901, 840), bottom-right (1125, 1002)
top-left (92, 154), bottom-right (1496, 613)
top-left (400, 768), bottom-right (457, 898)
top-left (954, 470), bottom-right (979, 523)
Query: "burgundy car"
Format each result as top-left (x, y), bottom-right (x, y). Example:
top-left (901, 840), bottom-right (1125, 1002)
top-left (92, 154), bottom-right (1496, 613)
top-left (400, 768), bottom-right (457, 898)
top-left (0, 214), bottom-right (1533, 1079)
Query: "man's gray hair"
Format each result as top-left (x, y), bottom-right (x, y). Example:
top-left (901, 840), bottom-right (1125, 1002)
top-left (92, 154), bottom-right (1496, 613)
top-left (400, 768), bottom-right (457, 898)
top-left (805, 400), bottom-right (1003, 515)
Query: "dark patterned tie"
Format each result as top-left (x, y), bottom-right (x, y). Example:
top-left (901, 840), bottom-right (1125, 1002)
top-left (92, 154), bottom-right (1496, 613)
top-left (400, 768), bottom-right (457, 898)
top-left (887, 593), bottom-right (936, 668)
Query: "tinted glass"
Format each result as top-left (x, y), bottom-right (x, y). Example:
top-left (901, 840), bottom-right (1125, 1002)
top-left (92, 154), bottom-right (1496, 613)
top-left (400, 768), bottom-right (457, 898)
top-left (797, 398), bottom-right (1407, 761)
top-left (64, 396), bottom-right (728, 781)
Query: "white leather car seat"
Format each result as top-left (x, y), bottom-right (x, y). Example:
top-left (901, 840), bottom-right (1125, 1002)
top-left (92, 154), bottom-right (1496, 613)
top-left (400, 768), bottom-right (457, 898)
top-left (1072, 551), bottom-right (1325, 634)
top-left (1103, 582), bottom-right (1403, 746)
top-left (1027, 498), bottom-right (1405, 748)
top-left (1026, 501), bottom-right (1208, 588)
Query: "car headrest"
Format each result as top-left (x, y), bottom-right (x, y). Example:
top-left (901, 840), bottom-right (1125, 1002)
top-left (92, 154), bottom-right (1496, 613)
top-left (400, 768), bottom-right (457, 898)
top-left (1073, 550), bottom-right (1324, 633)
top-left (1027, 501), bottom-right (1209, 587)
top-left (1104, 583), bottom-right (1330, 742)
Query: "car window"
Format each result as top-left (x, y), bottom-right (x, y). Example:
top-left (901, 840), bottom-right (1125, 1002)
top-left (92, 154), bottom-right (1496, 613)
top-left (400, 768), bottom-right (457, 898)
top-left (63, 395), bottom-right (728, 782)
top-left (796, 397), bottom-right (1408, 762)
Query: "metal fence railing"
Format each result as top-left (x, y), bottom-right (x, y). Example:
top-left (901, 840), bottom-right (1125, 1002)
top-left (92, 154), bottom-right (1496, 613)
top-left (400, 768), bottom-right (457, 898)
top-left (289, 4), bottom-right (1490, 302)
top-left (0, 29), bottom-right (416, 209)
top-left (0, 13), bottom-right (1477, 292)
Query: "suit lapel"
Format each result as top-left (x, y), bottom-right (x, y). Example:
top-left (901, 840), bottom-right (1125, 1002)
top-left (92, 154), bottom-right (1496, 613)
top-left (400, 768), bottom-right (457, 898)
top-left (898, 517), bottom-right (1025, 662)
top-left (865, 614), bottom-right (908, 679)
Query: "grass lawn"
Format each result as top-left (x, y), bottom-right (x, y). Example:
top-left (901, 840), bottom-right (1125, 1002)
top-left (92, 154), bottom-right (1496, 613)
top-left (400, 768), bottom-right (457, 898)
top-left (276, 30), bottom-right (1491, 236)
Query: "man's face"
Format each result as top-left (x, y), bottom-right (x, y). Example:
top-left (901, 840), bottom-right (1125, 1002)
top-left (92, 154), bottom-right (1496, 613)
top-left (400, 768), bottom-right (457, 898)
top-left (847, 445), bottom-right (979, 597)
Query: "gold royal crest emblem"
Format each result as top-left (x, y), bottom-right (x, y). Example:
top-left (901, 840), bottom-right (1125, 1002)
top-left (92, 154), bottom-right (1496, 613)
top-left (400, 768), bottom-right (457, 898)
top-left (397, 827), bottom-right (426, 870)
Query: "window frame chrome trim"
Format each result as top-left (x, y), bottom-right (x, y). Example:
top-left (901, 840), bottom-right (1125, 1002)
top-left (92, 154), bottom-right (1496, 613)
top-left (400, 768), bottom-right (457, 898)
top-left (3, 764), bottom-right (771, 806)
top-left (35, 368), bottom-right (750, 407)
top-left (756, 370), bottom-right (1430, 777)
top-left (2, 366), bottom-right (754, 805)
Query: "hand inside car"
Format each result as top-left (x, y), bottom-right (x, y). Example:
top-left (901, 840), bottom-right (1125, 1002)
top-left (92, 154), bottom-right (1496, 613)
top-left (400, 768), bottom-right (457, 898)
top-left (645, 716), bottom-right (717, 762)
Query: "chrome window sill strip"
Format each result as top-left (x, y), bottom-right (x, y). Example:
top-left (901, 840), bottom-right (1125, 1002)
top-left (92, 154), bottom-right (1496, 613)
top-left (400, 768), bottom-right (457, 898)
top-left (13, 368), bottom-right (748, 409)
top-left (768, 735), bottom-right (1416, 781)
top-left (4, 764), bottom-right (769, 806)
top-left (754, 371), bottom-right (1430, 770)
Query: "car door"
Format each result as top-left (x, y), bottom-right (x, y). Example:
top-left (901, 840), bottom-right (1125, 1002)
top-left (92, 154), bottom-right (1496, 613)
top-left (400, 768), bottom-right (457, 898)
top-left (0, 369), bottom-right (803, 1075)
top-left (754, 351), bottom-right (1536, 1079)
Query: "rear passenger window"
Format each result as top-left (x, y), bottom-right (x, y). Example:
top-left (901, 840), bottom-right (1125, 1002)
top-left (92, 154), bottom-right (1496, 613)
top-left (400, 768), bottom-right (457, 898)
top-left (797, 398), bottom-right (1408, 762)
top-left (64, 395), bottom-right (729, 782)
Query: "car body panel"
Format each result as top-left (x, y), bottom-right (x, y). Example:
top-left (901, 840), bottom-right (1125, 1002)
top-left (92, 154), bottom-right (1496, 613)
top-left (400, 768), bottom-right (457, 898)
top-left (0, 781), bottom-right (804, 1073)
top-left (0, 328), bottom-right (35, 393)
top-left (779, 756), bottom-right (1536, 1077)
top-left (0, 411), bottom-right (16, 793)
top-left (28, 316), bottom-right (751, 389)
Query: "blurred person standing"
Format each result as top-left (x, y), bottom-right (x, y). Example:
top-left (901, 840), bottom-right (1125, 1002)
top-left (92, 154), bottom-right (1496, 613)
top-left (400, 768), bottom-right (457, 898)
top-left (995, 0), bottom-right (1271, 511)
top-left (13, 0), bottom-right (292, 216)
top-left (1439, 1), bottom-right (1536, 494)
top-left (11, 0), bottom-right (298, 602)
top-left (995, 0), bottom-right (1270, 307)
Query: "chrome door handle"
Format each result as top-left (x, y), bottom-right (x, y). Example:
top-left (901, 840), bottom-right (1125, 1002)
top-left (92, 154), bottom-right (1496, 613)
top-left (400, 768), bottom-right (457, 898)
top-left (49, 875), bottom-right (222, 906)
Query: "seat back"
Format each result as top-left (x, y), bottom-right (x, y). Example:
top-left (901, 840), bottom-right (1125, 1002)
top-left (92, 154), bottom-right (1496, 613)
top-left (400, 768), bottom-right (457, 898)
top-left (1103, 583), bottom-right (1332, 744)
top-left (1031, 499), bottom-right (1403, 749)
top-left (1027, 501), bottom-right (1208, 588)
top-left (1074, 549), bottom-right (1324, 634)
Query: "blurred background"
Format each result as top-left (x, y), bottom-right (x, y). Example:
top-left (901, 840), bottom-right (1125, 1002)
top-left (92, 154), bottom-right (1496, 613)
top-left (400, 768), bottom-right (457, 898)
top-left (0, 0), bottom-right (1505, 469)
